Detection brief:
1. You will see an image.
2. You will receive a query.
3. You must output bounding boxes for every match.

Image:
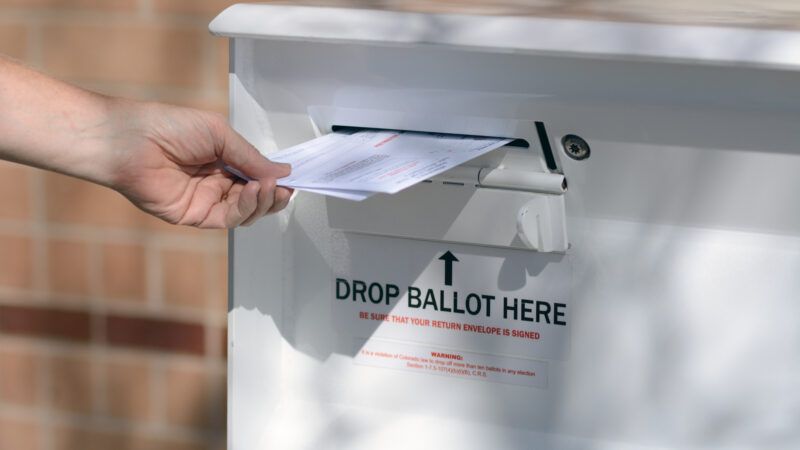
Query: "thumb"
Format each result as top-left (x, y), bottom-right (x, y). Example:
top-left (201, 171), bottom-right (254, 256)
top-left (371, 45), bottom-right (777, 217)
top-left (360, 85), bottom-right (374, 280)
top-left (210, 115), bottom-right (291, 180)
top-left (266, 160), bottom-right (291, 179)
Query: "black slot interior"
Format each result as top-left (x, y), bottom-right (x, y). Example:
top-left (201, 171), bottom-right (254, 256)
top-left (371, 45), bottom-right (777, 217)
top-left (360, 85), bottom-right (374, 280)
top-left (330, 125), bottom-right (530, 148)
top-left (535, 122), bottom-right (558, 171)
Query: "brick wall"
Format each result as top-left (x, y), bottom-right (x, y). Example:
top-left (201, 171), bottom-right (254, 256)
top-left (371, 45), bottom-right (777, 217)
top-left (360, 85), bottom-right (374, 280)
top-left (0, 1), bottom-right (238, 449)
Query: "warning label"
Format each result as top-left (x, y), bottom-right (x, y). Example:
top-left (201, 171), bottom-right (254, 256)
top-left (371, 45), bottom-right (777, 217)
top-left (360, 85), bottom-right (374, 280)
top-left (355, 339), bottom-right (548, 388)
top-left (334, 236), bottom-right (572, 362)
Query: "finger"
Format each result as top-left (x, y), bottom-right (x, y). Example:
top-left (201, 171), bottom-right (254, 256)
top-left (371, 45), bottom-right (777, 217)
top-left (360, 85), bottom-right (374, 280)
top-left (208, 115), bottom-right (292, 181)
top-left (268, 187), bottom-right (294, 214)
top-left (178, 175), bottom-right (234, 226)
top-left (224, 180), bottom-right (260, 228)
top-left (241, 178), bottom-right (276, 226)
top-left (194, 180), bottom-right (257, 229)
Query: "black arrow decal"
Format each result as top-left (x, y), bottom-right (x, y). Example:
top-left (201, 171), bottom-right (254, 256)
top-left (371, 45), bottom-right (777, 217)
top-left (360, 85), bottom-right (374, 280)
top-left (438, 251), bottom-right (459, 286)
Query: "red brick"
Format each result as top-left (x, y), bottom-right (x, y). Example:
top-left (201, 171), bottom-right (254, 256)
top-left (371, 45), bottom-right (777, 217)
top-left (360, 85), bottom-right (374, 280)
top-left (165, 95), bottom-right (229, 117)
top-left (0, 24), bottom-right (28, 61)
top-left (0, 345), bottom-right (42, 406)
top-left (209, 251), bottom-right (228, 311)
top-left (221, 326), bottom-right (227, 358)
top-left (0, 0), bottom-right (135, 11)
top-left (53, 425), bottom-right (208, 450)
top-left (105, 315), bottom-right (205, 355)
top-left (50, 353), bottom-right (94, 414)
top-left (48, 239), bottom-right (90, 296)
top-left (42, 173), bottom-right (221, 233)
top-left (101, 243), bottom-right (146, 301)
top-left (42, 23), bottom-right (208, 88)
top-left (154, 0), bottom-right (238, 17)
top-left (104, 358), bottom-right (153, 420)
top-left (0, 235), bottom-right (33, 289)
top-left (0, 416), bottom-right (40, 450)
top-left (44, 173), bottom-right (152, 228)
top-left (207, 325), bottom-right (227, 360)
top-left (0, 305), bottom-right (91, 342)
top-left (0, 161), bottom-right (31, 220)
top-left (162, 249), bottom-right (208, 309)
top-left (215, 34), bottom-right (229, 91)
top-left (165, 364), bottom-right (224, 430)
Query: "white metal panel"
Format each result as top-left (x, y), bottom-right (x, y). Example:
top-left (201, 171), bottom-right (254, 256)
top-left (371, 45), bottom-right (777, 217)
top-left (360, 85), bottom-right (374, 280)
top-left (210, 4), bottom-right (800, 70)
top-left (222, 5), bottom-right (800, 449)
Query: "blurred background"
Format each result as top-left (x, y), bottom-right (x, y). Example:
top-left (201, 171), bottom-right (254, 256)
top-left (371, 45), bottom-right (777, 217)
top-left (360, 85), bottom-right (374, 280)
top-left (0, 1), bottom-right (797, 450)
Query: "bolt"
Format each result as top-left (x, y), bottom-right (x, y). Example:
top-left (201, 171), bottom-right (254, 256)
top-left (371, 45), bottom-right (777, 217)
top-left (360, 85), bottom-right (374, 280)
top-left (561, 134), bottom-right (590, 160)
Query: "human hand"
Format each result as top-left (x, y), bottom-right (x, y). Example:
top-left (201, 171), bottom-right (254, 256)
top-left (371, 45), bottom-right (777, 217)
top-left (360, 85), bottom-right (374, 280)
top-left (0, 57), bottom-right (290, 228)
top-left (104, 100), bottom-right (293, 228)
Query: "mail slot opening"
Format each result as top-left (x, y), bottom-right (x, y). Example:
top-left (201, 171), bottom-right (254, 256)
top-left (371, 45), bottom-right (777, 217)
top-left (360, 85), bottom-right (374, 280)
top-left (330, 125), bottom-right (530, 148)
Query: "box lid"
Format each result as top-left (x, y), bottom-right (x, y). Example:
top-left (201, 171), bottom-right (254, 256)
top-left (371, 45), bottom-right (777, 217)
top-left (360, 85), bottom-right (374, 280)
top-left (210, 3), bottom-right (800, 70)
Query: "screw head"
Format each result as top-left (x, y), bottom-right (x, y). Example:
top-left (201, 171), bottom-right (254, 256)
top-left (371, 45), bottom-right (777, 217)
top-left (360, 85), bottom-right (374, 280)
top-left (561, 134), bottom-right (590, 161)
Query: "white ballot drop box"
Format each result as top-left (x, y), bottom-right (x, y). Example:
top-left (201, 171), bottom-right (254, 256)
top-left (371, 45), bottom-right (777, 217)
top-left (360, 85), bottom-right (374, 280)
top-left (211, 5), bottom-right (800, 449)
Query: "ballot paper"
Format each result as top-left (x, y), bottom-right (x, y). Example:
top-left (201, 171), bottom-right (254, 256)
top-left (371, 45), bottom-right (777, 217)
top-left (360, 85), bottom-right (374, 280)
top-left (267, 129), bottom-right (512, 201)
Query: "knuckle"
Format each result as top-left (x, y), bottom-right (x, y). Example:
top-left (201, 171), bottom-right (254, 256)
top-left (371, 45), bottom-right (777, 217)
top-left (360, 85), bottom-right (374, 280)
top-left (227, 216), bottom-right (244, 228)
top-left (263, 178), bottom-right (278, 190)
top-left (205, 111), bottom-right (227, 126)
top-left (202, 111), bottom-right (230, 141)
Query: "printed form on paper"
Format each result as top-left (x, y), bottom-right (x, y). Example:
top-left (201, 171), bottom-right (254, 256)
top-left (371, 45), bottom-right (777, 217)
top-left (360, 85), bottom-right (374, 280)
top-left (267, 129), bottom-right (512, 201)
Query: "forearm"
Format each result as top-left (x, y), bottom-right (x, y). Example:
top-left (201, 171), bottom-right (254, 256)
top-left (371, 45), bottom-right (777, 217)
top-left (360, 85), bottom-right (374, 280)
top-left (0, 55), bottom-right (121, 186)
top-left (0, 54), bottom-right (292, 227)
